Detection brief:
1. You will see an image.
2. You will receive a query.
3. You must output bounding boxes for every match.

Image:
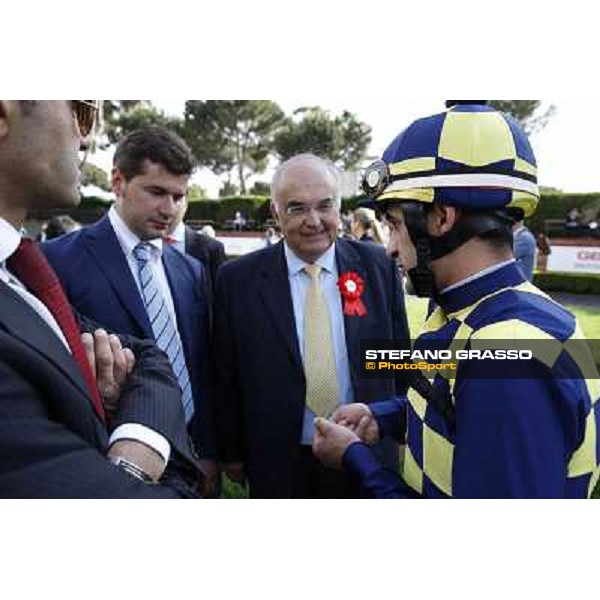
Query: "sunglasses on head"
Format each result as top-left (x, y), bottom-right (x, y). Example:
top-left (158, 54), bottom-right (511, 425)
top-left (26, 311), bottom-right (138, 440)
top-left (71, 100), bottom-right (98, 137)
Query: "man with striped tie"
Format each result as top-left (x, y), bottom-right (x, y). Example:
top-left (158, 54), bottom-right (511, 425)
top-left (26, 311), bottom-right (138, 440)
top-left (43, 125), bottom-right (217, 496)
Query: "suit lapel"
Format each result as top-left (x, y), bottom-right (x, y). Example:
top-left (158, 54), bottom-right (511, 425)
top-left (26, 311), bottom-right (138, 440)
top-left (84, 217), bottom-right (152, 337)
top-left (184, 226), bottom-right (196, 254)
top-left (0, 283), bottom-right (95, 407)
top-left (257, 242), bottom-right (302, 368)
top-left (162, 247), bottom-right (194, 335)
top-left (185, 226), bottom-right (208, 262)
top-left (335, 239), bottom-right (368, 393)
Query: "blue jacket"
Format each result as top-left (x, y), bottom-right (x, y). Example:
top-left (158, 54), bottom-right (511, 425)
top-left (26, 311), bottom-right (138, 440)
top-left (42, 216), bottom-right (215, 458)
top-left (345, 261), bottom-right (600, 498)
top-left (513, 225), bottom-right (536, 281)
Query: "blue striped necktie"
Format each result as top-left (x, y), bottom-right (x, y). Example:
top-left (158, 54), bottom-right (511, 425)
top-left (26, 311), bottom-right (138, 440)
top-left (133, 242), bottom-right (194, 422)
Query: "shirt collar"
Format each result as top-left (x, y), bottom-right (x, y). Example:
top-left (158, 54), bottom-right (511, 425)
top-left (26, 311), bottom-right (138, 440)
top-left (169, 221), bottom-right (186, 244)
top-left (0, 218), bottom-right (22, 265)
top-left (439, 258), bottom-right (516, 294)
top-left (283, 241), bottom-right (337, 277)
top-left (108, 205), bottom-right (163, 258)
top-left (436, 259), bottom-right (525, 314)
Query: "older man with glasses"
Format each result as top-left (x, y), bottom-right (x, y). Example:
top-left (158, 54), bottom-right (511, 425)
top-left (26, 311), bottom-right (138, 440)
top-left (212, 153), bottom-right (411, 498)
top-left (0, 101), bottom-right (201, 497)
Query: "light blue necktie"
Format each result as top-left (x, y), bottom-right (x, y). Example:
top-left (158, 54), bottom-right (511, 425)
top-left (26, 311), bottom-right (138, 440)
top-left (133, 242), bottom-right (194, 422)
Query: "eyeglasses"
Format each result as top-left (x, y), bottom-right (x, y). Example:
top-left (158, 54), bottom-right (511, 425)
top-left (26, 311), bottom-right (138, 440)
top-left (284, 198), bottom-right (338, 218)
top-left (71, 100), bottom-right (99, 137)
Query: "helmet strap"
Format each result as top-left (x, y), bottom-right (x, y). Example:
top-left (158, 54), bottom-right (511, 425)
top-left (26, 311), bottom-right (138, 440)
top-left (402, 203), bottom-right (514, 297)
top-left (402, 202), bottom-right (436, 298)
top-left (429, 210), bottom-right (514, 259)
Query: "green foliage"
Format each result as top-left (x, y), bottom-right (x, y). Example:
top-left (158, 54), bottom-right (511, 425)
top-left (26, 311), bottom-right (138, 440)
top-left (533, 272), bottom-right (600, 295)
top-left (214, 196), bottom-right (269, 224)
top-left (102, 101), bottom-right (182, 145)
top-left (341, 195), bottom-right (367, 213)
top-left (183, 100), bottom-right (286, 194)
top-left (249, 180), bottom-right (271, 196)
top-left (80, 162), bottom-right (111, 191)
top-left (185, 200), bottom-right (219, 223)
top-left (489, 100), bottom-right (556, 135)
top-left (273, 107), bottom-right (371, 169)
top-left (219, 181), bottom-right (239, 197)
top-left (186, 184), bottom-right (207, 202)
top-left (49, 188), bottom-right (600, 233)
top-left (79, 196), bottom-right (111, 210)
top-left (527, 192), bottom-right (600, 233)
top-left (222, 477), bottom-right (249, 499)
top-left (185, 195), bottom-right (270, 226)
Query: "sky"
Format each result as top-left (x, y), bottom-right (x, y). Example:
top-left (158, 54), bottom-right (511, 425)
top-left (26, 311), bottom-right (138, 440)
top-left (91, 100), bottom-right (597, 198)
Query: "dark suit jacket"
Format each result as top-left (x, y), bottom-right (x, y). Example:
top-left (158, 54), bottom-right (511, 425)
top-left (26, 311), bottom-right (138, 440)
top-left (0, 281), bottom-right (199, 498)
top-left (213, 239), bottom-right (410, 498)
top-left (42, 216), bottom-right (216, 458)
top-left (184, 226), bottom-right (226, 294)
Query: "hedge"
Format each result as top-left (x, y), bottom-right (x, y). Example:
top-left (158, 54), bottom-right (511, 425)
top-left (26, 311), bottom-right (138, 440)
top-left (27, 191), bottom-right (600, 231)
top-left (186, 196), bottom-right (270, 225)
top-left (527, 193), bottom-right (600, 234)
top-left (534, 271), bottom-right (600, 294)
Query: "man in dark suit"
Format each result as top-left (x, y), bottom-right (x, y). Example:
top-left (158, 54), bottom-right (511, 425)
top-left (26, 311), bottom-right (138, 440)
top-left (165, 196), bottom-right (226, 295)
top-left (0, 100), bottom-right (199, 497)
top-left (213, 153), bottom-right (410, 498)
top-left (43, 125), bottom-right (217, 495)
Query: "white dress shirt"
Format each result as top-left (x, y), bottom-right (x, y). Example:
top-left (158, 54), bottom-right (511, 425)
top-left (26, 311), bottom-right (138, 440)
top-left (167, 221), bottom-right (186, 255)
top-left (108, 206), bottom-right (180, 326)
top-left (284, 242), bottom-right (354, 445)
top-left (438, 258), bottom-right (517, 294)
top-left (0, 217), bottom-right (170, 464)
top-left (0, 218), bottom-right (70, 349)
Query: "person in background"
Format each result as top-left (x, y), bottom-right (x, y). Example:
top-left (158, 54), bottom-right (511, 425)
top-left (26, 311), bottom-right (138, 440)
top-left (565, 207), bottom-right (581, 229)
top-left (233, 211), bottom-right (246, 231)
top-left (165, 195), bottom-right (226, 304)
top-left (263, 226), bottom-right (280, 247)
top-left (535, 232), bottom-right (552, 271)
top-left (44, 215), bottom-right (82, 241)
top-left (201, 224), bottom-right (217, 238)
top-left (512, 209), bottom-right (536, 281)
top-left (351, 207), bottom-right (385, 245)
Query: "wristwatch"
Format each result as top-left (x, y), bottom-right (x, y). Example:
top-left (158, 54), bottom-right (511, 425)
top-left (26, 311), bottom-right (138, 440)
top-left (108, 455), bottom-right (155, 484)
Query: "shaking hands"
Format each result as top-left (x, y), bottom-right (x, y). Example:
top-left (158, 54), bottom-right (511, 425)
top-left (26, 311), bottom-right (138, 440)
top-left (312, 403), bottom-right (380, 470)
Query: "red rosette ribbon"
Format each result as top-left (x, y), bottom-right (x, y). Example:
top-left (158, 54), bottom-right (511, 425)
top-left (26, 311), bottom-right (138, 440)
top-left (337, 271), bottom-right (366, 316)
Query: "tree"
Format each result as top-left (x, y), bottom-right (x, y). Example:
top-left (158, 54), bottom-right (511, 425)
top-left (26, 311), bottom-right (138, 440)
top-left (489, 101), bottom-right (556, 135)
top-left (273, 107), bottom-right (372, 169)
top-left (186, 184), bottom-right (207, 202)
top-left (101, 100), bottom-right (182, 146)
top-left (219, 181), bottom-right (239, 198)
top-left (81, 162), bottom-right (111, 191)
top-left (182, 101), bottom-right (285, 194)
top-left (249, 181), bottom-right (271, 196)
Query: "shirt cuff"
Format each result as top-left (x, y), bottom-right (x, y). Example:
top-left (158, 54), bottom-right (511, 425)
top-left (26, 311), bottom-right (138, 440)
top-left (109, 424), bottom-right (171, 465)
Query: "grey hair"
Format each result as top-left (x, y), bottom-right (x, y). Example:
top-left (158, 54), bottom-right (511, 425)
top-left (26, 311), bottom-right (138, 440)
top-left (271, 154), bottom-right (342, 212)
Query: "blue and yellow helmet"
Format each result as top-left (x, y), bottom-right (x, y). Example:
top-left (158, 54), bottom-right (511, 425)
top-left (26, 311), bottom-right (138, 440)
top-left (363, 102), bottom-right (539, 217)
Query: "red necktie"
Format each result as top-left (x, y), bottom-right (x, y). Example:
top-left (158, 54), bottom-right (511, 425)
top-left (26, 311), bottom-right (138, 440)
top-left (164, 236), bottom-right (176, 245)
top-left (7, 238), bottom-right (105, 423)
